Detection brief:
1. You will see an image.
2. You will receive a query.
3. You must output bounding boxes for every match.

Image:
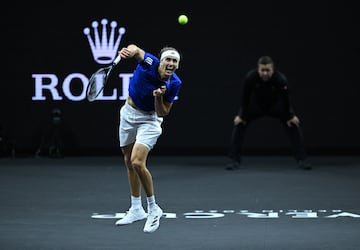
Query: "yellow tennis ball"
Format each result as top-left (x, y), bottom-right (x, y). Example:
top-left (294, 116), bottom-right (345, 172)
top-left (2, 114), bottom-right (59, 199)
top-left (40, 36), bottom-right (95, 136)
top-left (178, 15), bottom-right (188, 25)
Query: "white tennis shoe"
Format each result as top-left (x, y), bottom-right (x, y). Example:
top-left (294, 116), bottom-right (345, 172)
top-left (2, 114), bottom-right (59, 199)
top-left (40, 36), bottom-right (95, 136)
top-left (143, 205), bottom-right (163, 233)
top-left (115, 208), bottom-right (147, 225)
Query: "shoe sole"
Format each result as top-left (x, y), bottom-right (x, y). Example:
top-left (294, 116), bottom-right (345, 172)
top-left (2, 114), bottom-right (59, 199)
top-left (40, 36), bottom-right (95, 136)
top-left (115, 215), bottom-right (147, 226)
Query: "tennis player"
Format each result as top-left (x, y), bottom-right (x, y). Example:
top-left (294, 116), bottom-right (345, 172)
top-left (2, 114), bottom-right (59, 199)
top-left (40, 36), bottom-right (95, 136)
top-left (115, 44), bottom-right (182, 233)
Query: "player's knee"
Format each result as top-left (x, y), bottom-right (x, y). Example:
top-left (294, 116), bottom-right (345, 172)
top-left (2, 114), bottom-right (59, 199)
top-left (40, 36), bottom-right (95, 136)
top-left (130, 159), bottom-right (144, 172)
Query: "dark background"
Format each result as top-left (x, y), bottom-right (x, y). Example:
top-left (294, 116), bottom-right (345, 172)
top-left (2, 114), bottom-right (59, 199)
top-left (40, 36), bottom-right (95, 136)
top-left (2, 1), bottom-right (359, 157)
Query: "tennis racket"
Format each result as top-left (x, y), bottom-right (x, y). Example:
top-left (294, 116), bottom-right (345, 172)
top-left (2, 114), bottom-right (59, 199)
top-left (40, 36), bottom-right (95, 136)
top-left (86, 55), bottom-right (122, 102)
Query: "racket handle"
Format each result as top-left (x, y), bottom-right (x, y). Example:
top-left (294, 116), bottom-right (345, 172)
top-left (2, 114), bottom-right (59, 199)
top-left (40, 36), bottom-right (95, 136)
top-left (113, 55), bottom-right (121, 65)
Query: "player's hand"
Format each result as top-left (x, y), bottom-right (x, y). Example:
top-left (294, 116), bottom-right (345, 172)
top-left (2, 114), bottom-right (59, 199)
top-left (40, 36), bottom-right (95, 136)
top-left (118, 45), bottom-right (139, 59)
top-left (234, 115), bottom-right (246, 126)
top-left (287, 116), bottom-right (300, 127)
top-left (118, 48), bottom-right (131, 59)
top-left (153, 86), bottom-right (166, 97)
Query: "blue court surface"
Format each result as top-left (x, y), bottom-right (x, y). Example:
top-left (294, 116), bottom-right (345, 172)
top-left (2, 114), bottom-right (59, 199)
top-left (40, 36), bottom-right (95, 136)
top-left (1, 155), bottom-right (359, 250)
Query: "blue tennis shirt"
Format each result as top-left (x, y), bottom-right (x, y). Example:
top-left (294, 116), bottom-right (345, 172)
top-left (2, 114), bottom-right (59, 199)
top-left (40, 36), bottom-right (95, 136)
top-left (128, 52), bottom-right (182, 112)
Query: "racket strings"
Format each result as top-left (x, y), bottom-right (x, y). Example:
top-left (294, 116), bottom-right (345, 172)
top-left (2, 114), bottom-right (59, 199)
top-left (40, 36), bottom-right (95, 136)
top-left (87, 70), bottom-right (107, 100)
top-left (86, 65), bottom-right (114, 102)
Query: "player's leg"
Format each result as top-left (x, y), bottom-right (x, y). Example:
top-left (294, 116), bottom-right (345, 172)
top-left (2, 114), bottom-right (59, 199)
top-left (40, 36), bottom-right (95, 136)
top-left (116, 104), bottom-right (147, 226)
top-left (129, 143), bottom-right (153, 196)
top-left (115, 143), bottom-right (148, 225)
top-left (126, 143), bottom-right (163, 233)
top-left (133, 113), bottom-right (163, 233)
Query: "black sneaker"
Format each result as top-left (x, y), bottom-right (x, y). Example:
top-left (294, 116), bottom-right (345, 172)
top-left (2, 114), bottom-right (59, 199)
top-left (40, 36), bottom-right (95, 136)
top-left (225, 161), bottom-right (242, 170)
top-left (297, 160), bottom-right (312, 170)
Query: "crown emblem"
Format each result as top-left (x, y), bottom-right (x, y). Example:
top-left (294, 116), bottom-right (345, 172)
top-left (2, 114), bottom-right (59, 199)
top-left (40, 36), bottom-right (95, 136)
top-left (83, 18), bottom-right (126, 64)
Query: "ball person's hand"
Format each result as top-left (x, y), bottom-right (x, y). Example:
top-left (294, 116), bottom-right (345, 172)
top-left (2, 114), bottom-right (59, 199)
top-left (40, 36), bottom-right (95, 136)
top-left (234, 115), bottom-right (246, 126)
top-left (287, 116), bottom-right (300, 127)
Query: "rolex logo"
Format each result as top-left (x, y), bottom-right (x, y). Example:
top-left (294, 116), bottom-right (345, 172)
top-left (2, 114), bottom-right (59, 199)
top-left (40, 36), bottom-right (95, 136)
top-left (83, 18), bottom-right (126, 64)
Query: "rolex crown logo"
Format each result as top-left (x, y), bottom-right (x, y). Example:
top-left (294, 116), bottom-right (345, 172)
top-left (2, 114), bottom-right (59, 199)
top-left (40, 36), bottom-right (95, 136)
top-left (83, 18), bottom-right (126, 64)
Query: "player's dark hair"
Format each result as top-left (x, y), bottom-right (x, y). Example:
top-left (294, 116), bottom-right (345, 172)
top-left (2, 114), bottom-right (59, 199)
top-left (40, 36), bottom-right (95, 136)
top-left (257, 56), bottom-right (274, 65)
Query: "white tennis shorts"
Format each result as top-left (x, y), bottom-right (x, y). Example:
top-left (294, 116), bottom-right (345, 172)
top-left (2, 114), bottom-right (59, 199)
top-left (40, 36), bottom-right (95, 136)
top-left (119, 101), bottom-right (163, 150)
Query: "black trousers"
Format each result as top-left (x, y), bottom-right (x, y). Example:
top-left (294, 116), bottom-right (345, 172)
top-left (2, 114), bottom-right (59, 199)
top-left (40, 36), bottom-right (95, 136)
top-left (228, 109), bottom-right (307, 163)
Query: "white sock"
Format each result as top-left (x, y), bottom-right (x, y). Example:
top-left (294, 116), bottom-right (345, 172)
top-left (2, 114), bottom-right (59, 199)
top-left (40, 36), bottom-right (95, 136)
top-left (146, 195), bottom-right (156, 211)
top-left (130, 196), bottom-right (142, 210)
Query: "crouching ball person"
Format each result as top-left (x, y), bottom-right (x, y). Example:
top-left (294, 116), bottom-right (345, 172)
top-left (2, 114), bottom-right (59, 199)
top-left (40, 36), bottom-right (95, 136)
top-left (226, 56), bottom-right (311, 170)
top-left (115, 44), bottom-right (182, 233)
